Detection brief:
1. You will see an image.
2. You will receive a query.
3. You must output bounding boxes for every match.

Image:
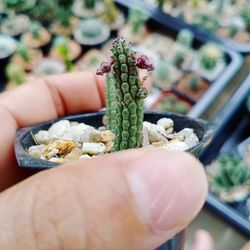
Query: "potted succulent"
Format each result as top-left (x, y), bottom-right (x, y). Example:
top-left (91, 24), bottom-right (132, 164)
top-left (0, 34), bottom-right (17, 83)
top-left (192, 43), bottom-right (225, 81)
top-left (11, 42), bottom-right (43, 72)
top-left (50, 36), bottom-right (81, 64)
top-left (3, 0), bottom-right (36, 13)
top-left (206, 155), bottom-right (250, 203)
top-left (175, 73), bottom-right (209, 102)
top-left (151, 92), bottom-right (192, 115)
top-left (5, 62), bottom-right (27, 90)
top-left (0, 12), bottom-right (30, 38)
top-left (76, 49), bottom-right (105, 71)
top-left (50, 0), bottom-right (79, 36)
top-left (32, 58), bottom-right (66, 77)
top-left (118, 8), bottom-right (149, 44)
top-left (15, 38), bottom-right (214, 250)
top-left (21, 21), bottom-right (52, 55)
top-left (101, 0), bottom-right (125, 32)
top-left (31, 0), bottom-right (55, 26)
top-left (72, 0), bottom-right (104, 18)
top-left (73, 18), bottom-right (111, 48)
top-left (152, 60), bottom-right (182, 90)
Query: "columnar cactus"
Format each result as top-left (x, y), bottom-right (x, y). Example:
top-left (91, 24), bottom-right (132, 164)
top-left (96, 38), bottom-right (154, 151)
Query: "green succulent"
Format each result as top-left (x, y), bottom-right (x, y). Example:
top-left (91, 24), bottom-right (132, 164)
top-left (240, 6), bottom-right (250, 29)
top-left (177, 29), bottom-right (194, 48)
top-left (16, 42), bottom-right (30, 62)
top-left (6, 63), bottom-right (26, 85)
top-left (31, 0), bottom-right (55, 22)
top-left (128, 8), bottom-right (149, 35)
top-left (84, 0), bottom-right (96, 9)
top-left (29, 21), bottom-right (42, 39)
top-left (188, 75), bottom-right (200, 91)
top-left (211, 155), bottom-right (250, 192)
top-left (153, 61), bottom-right (171, 82)
top-left (96, 38), bottom-right (154, 151)
top-left (81, 19), bottom-right (103, 38)
top-left (193, 13), bottom-right (220, 32)
top-left (199, 43), bottom-right (224, 71)
top-left (173, 46), bottom-right (186, 69)
top-left (102, 0), bottom-right (118, 24)
top-left (54, 36), bottom-right (73, 72)
top-left (3, 0), bottom-right (35, 12)
top-left (156, 0), bottom-right (167, 9)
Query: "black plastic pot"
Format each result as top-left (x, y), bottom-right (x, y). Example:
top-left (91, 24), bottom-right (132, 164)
top-left (15, 111), bottom-right (215, 250)
top-left (115, 0), bottom-right (242, 118)
top-left (200, 74), bottom-right (250, 236)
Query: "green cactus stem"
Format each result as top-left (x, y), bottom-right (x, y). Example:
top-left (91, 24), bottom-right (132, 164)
top-left (188, 75), bottom-right (200, 91)
top-left (240, 6), bottom-right (250, 29)
top-left (96, 38), bottom-right (154, 151)
top-left (30, 22), bottom-right (41, 39)
top-left (156, 0), bottom-right (166, 10)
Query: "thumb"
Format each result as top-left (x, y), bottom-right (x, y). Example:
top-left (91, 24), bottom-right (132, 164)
top-left (0, 149), bottom-right (207, 250)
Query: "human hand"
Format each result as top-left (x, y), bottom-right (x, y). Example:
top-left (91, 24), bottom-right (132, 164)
top-left (0, 72), bottom-right (207, 250)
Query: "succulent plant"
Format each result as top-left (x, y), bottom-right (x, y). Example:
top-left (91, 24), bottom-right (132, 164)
top-left (187, 75), bottom-right (200, 91)
top-left (210, 155), bottom-right (250, 193)
top-left (34, 59), bottom-right (65, 76)
top-left (153, 61), bottom-right (171, 83)
top-left (29, 21), bottom-right (42, 39)
top-left (199, 43), bottom-right (224, 71)
top-left (6, 63), bottom-right (26, 85)
top-left (128, 8), bottom-right (149, 35)
top-left (96, 37), bottom-right (154, 151)
top-left (240, 6), bottom-right (250, 29)
top-left (156, 0), bottom-right (167, 10)
top-left (31, 0), bottom-right (55, 22)
top-left (3, 0), bottom-right (36, 12)
top-left (177, 29), bottom-right (194, 48)
top-left (16, 42), bottom-right (30, 62)
top-left (55, 0), bottom-right (74, 27)
top-left (73, 18), bottom-right (110, 45)
top-left (173, 46), bottom-right (186, 69)
top-left (54, 36), bottom-right (73, 72)
top-left (193, 13), bottom-right (220, 32)
top-left (102, 0), bottom-right (118, 24)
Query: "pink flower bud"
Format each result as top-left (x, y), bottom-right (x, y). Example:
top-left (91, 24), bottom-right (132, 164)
top-left (96, 62), bottom-right (112, 75)
top-left (135, 55), bottom-right (154, 72)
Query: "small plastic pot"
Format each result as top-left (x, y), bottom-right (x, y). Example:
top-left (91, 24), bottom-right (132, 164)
top-left (15, 111), bottom-right (215, 250)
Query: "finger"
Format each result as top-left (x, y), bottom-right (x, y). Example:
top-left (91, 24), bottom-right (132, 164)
top-left (192, 230), bottom-right (214, 250)
top-left (0, 71), bottom-right (104, 190)
top-left (0, 149), bottom-right (207, 250)
top-left (0, 71), bottom-right (104, 127)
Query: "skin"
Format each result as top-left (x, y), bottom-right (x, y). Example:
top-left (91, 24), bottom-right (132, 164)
top-left (0, 71), bottom-right (210, 250)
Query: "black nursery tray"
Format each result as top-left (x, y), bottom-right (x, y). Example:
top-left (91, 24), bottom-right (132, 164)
top-left (140, 0), bottom-right (250, 54)
top-left (116, 0), bottom-right (242, 118)
top-left (200, 74), bottom-right (250, 236)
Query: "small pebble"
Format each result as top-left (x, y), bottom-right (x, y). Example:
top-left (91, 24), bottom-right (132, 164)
top-left (157, 118), bottom-right (174, 130)
top-left (48, 120), bottom-right (71, 138)
top-left (82, 142), bottom-right (106, 155)
top-left (79, 154), bottom-right (92, 159)
top-left (65, 148), bottom-right (83, 161)
top-left (28, 145), bottom-right (46, 158)
top-left (34, 130), bottom-right (50, 145)
top-left (49, 157), bottom-right (65, 164)
top-left (163, 141), bottom-right (188, 151)
top-left (45, 140), bottom-right (76, 158)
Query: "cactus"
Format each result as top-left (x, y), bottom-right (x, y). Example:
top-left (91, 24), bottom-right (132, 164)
top-left (29, 21), bottom-right (42, 39)
top-left (173, 46), bottom-right (186, 69)
top-left (199, 43), bottom-right (224, 70)
top-left (153, 61), bottom-right (171, 83)
top-left (6, 63), bottom-right (26, 85)
top-left (193, 14), bottom-right (220, 32)
top-left (128, 8), bottom-right (149, 35)
top-left (211, 155), bottom-right (250, 193)
top-left (3, 0), bottom-right (35, 12)
top-left (54, 36), bottom-right (73, 72)
top-left (56, 0), bottom-right (74, 27)
top-left (102, 0), bottom-right (118, 24)
top-left (31, 0), bottom-right (55, 22)
top-left (16, 42), bottom-right (30, 62)
top-left (156, 0), bottom-right (167, 10)
top-left (96, 38), bottom-right (154, 151)
top-left (177, 29), bottom-right (194, 48)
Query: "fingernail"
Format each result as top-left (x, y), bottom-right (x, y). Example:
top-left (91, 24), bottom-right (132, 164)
top-left (125, 150), bottom-right (207, 234)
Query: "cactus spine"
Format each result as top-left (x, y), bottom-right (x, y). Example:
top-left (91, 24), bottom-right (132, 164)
top-left (97, 38), bottom-right (154, 151)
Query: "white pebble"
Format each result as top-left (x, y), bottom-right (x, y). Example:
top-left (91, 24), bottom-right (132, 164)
top-left (79, 154), bottom-right (91, 159)
top-left (142, 125), bottom-right (150, 147)
top-left (163, 141), bottom-right (188, 151)
top-left (48, 120), bottom-right (70, 138)
top-left (157, 118), bottom-right (174, 130)
top-left (34, 130), bottom-right (50, 144)
top-left (177, 128), bottom-right (194, 137)
top-left (28, 145), bottom-right (46, 158)
top-left (82, 142), bottom-right (106, 155)
top-left (143, 122), bottom-right (168, 143)
top-left (184, 134), bottom-right (199, 148)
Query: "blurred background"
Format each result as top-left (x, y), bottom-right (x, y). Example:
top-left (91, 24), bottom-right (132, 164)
top-left (0, 0), bottom-right (250, 249)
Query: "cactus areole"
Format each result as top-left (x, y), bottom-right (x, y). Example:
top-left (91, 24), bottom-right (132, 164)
top-left (96, 37), bottom-right (154, 151)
